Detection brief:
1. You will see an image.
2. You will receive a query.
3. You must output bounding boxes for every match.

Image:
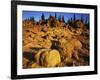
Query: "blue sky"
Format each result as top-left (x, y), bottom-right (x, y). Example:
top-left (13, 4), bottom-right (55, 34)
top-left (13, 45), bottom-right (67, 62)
top-left (22, 11), bottom-right (89, 23)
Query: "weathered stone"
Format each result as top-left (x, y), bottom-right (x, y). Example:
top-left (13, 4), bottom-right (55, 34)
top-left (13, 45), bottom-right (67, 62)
top-left (40, 49), bottom-right (61, 67)
top-left (34, 49), bottom-right (61, 67)
top-left (59, 39), bottom-right (82, 60)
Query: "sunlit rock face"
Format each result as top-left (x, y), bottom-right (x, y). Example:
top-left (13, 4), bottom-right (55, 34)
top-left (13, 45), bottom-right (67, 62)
top-left (22, 16), bottom-right (89, 68)
top-left (39, 49), bottom-right (61, 67)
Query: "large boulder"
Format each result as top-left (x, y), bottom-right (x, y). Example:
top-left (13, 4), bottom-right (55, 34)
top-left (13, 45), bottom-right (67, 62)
top-left (34, 49), bottom-right (61, 67)
top-left (59, 39), bottom-right (82, 60)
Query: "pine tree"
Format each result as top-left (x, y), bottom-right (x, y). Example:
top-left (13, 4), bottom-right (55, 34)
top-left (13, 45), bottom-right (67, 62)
top-left (30, 16), bottom-right (35, 22)
top-left (41, 13), bottom-right (45, 21)
top-left (58, 15), bottom-right (61, 22)
top-left (67, 19), bottom-right (71, 24)
top-left (71, 17), bottom-right (73, 22)
top-left (85, 17), bottom-right (89, 29)
top-left (55, 13), bottom-right (57, 19)
top-left (62, 16), bottom-right (65, 23)
top-left (73, 14), bottom-right (76, 21)
top-left (87, 21), bottom-right (89, 29)
top-left (85, 17), bottom-right (88, 24)
top-left (49, 14), bottom-right (52, 19)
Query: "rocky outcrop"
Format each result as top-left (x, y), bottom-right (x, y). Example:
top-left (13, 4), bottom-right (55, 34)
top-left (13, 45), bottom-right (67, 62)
top-left (22, 17), bottom-right (89, 68)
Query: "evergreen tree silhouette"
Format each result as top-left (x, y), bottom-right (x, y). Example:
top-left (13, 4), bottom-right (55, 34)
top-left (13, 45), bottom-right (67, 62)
top-left (62, 16), bottom-right (65, 23)
top-left (58, 15), bottom-right (61, 22)
top-left (55, 13), bottom-right (57, 20)
top-left (85, 17), bottom-right (89, 29)
top-left (87, 21), bottom-right (89, 29)
top-left (30, 16), bottom-right (35, 22)
top-left (49, 14), bottom-right (52, 19)
top-left (67, 18), bottom-right (71, 25)
top-left (41, 13), bottom-right (47, 25)
top-left (85, 17), bottom-right (88, 24)
top-left (41, 13), bottom-right (45, 21)
top-left (73, 14), bottom-right (78, 28)
top-left (73, 14), bottom-right (76, 21)
top-left (71, 17), bottom-right (73, 22)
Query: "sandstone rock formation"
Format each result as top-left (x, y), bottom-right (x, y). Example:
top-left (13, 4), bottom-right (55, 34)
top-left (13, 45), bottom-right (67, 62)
top-left (22, 15), bottom-right (89, 68)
